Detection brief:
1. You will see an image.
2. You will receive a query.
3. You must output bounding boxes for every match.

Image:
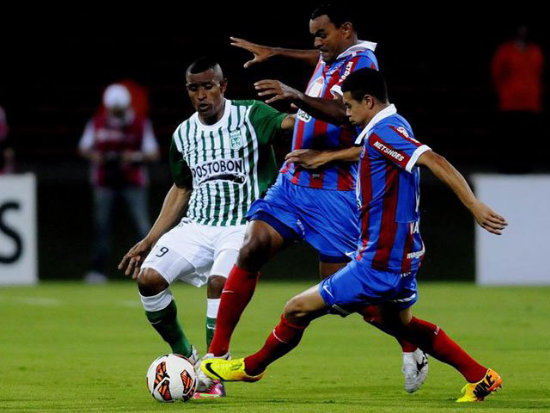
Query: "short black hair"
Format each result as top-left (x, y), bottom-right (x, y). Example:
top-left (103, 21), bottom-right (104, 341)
top-left (341, 68), bottom-right (388, 103)
top-left (311, 3), bottom-right (358, 32)
top-left (186, 56), bottom-right (223, 76)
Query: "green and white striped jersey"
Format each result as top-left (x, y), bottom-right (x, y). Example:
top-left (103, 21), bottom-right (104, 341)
top-left (170, 99), bottom-right (287, 226)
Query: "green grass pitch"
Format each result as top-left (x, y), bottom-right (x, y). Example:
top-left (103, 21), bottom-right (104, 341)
top-left (1, 281), bottom-right (549, 412)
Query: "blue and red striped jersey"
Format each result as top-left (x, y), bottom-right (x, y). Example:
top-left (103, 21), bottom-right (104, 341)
top-left (281, 41), bottom-right (378, 191)
top-left (355, 104), bottom-right (431, 273)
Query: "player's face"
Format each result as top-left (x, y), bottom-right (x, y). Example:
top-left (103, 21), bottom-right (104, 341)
top-left (108, 106), bottom-right (128, 119)
top-left (186, 69), bottom-right (227, 121)
top-left (310, 15), bottom-right (350, 63)
top-left (343, 91), bottom-right (371, 127)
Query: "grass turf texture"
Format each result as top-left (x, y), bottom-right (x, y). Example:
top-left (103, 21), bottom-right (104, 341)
top-left (1, 281), bottom-right (549, 412)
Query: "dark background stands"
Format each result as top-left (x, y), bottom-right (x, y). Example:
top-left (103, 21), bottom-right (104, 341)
top-left (1, 4), bottom-right (547, 280)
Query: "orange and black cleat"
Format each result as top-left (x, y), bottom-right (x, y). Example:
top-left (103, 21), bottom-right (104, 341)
top-left (456, 368), bottom-right (502, 402)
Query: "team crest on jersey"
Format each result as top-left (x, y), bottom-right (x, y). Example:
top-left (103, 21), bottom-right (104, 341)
top-left (396, 127), bottom-right (410, 138)
top-left (229, 130), bottom-right (244, 149)
top-left (396, 126), bottom-right (420, 143)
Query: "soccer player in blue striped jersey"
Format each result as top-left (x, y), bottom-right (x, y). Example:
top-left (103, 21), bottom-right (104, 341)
top-left (202, 68), bottom-right (508, 403)
top-left (209, 4), bottom-right (427, 392)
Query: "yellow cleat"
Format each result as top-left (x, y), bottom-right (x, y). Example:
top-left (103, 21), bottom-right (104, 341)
top-left (456, 368), bottom-right (502, 402)
top-left (200, 358), bottom-right (264, 383)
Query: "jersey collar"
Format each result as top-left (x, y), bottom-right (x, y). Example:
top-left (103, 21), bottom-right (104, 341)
top-left (195, 99), bottom-right (231, 131)
top-left (337, 40), bottom-right (377, 60)
top-left (354, 104), bottom-right (397, 145)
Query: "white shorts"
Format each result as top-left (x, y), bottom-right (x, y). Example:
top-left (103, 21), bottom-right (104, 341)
top-left (141, 219), bottom-right (246, 287)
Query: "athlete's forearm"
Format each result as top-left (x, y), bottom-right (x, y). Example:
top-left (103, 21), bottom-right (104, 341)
top-left (285, 146), bottom-right (361, 169)
top-left (122, 150), bottom-right (160, 164)
top-left (322, 146), bottom-right (363, 163)
top-left (143, 151), bottom-right (160, 162)
top-left (294, 94), bottom-right (348, 125)
top-left (419, 150), bottom-right (508, 235)
top-left (145, 184), bottom-right (191, 244)
top-left (231, 37), bottom-right (320, 68)
top-left (418, 151), bottom-right (477, 210)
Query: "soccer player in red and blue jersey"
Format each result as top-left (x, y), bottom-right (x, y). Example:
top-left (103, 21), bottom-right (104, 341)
top-left (207, 4), bottom-right (428, 393)
top-left (202, 68), bottom-right (508, 403)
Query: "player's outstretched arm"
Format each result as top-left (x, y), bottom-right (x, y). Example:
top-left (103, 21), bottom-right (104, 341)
top-left (118, 184), bottom-right (191, 278)
top-left (230, 37), bottom-right (319, 68)
top-left (285, 146), bottom-right (362, 169)
top-left (416, 150), bottom-right (508, 235)
top-left (255, 80), bottom-right (347, 124)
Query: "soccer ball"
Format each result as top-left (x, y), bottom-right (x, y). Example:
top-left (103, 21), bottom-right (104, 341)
top-left (146, 354), bottom-right (197, 402)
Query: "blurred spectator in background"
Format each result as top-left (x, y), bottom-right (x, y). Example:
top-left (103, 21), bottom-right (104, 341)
top-left (491, 25), bottom-right (544, 173)
top-left (78, 83), bottom-right (160, 283)
top-left (0, 106), bottom-right (15, 174)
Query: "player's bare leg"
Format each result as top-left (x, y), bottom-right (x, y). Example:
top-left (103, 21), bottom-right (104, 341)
top-left (321, 260), bottom-right (427, 392)
top-left (208, 220), bottom-right (286, 357)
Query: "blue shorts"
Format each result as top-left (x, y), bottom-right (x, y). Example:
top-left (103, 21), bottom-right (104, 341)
top-left (246, 175), bottom-right (360, 262)
top-left (319, 258), bottom-right (418, 315)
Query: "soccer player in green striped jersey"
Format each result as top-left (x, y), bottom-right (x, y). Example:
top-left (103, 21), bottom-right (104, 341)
top-left (119, 57), bottom-right (294, 398)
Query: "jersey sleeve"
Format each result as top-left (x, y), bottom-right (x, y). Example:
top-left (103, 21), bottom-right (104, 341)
top-left (78, 120), bottom-right (95, 151)
top-left (248, 101), bottom-right (288, 145)
top-left (368, 126), bottom-right (431, 172)
top-left (140, 119), bottom-right (159, 154)
top-left (169, 139), bottom-right (193, 189)
top-left (330, 51), bottom-right (379, 97)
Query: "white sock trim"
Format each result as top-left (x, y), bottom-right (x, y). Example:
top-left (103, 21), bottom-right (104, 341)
top-left (140, 289), bottom-right (173, 312)
top-left (207, 298), bottom-right (220, 319)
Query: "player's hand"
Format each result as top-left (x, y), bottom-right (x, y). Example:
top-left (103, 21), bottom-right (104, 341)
top-left (121, 151), bottom-right (144, 164)
top-left (90, 151), bottom-right (104, 164)
top-left (471, 201), bottom-right (508, 235)
top-left (255, 80), bottom-right (303, 104)
top-left (118, 239), bottom-right (154, 279)
top-left (230, 37), bottom-right (275, 68)
top-left (285, 149), bottom-right (328, 169)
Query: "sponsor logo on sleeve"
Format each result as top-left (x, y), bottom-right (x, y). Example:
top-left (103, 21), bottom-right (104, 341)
top-left (372, 140), bottom-right (405, 162)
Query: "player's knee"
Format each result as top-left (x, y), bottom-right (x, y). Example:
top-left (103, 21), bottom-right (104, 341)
top-left (137, 268), bottom-right (169, 297)
top-left (283, 296), bottom-right (311, 323)
top-left (360, 304), bottom-right (384, 325)
top-left (237, 233), bottom-right (271, 269)
top-left (207, 275), bottom-right (226, 298)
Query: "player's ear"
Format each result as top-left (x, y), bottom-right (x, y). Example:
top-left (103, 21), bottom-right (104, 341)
top-left (362, 94), bottom-right (372, 108)
top-left (220, 78), bottom-right (228, 94)
top-left (340, 22), bottom-right (353, 39)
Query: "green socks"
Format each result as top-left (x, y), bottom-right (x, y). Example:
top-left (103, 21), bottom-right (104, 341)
top-left (206, 316), bottom-right (216, 348)
top-left (145, 300), bottom-right (193, 357)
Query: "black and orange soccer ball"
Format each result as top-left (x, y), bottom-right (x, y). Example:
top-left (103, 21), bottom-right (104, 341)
top-left (146, 354), bottom-right (197, 402)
